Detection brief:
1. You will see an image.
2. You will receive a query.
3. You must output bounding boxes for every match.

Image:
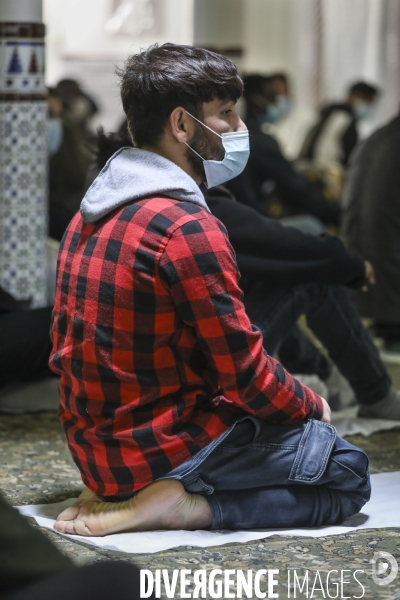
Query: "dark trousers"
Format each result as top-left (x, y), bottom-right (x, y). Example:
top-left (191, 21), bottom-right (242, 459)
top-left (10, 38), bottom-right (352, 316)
top-left (0, 307), bottom-right (53, 388)
top-left (243, 282), bottom-right (391, 405)
top-left (1, 562), bottom-right (153, 600)
top-left (279, 324), bottom-right (332, 381)
top-left (373, 321), bottom-right (400, 342)
top-left (179, 416), bottom-right (370, 530)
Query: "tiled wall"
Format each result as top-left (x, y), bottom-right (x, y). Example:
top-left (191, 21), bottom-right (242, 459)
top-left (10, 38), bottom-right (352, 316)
top-left (0, 22), bottom-right (48, 307)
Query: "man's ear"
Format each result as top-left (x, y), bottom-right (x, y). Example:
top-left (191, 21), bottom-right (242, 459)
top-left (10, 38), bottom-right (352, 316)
top-left (168, 107), bottom-right (192, 143)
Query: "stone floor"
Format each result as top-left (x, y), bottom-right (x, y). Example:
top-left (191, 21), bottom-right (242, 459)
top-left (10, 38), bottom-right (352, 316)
top-left (1, 362), bottom-right (400, 598)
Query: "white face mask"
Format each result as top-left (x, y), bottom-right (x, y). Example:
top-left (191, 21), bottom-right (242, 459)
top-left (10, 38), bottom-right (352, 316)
top-left (185, 111), bottom-right (250, 188)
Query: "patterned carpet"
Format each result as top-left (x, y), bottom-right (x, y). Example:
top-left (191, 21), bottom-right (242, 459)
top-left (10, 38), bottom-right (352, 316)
top-left (1, 362), bottom-right (400, 598)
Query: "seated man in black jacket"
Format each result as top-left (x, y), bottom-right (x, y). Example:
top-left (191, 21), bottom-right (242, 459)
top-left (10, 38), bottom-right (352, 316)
top-left (203, 185), bottom-right (400, 419)
top-left (226, 75), bottom-right (341, 226)
top-left (92, 131), bottom-right (400, 419)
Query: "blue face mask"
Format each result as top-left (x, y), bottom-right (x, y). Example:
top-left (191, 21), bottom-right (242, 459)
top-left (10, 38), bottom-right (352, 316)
top-left (47, 118), bottom-right (63, 156)
top-left (262, 96), bottom-right (292, 124)
top-left (353, 101), bottom-right (373, 121)
top-left (275, 95), bottom-right (292, 119)
top-left (185, 112), bottom-right (250, 188)
top-left (262, 104), bottom-right (281, 124)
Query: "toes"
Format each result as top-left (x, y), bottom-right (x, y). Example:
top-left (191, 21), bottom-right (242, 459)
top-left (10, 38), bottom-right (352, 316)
top-left (56, 505), bottom-right (80, 522)
top-left (73, 518), bottom-right (94, 536)
top-left (53, 519), bottom-right (77, 535)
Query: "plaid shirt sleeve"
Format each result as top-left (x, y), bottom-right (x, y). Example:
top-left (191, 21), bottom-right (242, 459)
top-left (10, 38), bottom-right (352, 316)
top-left (158, 213), bottom-right (324, 424)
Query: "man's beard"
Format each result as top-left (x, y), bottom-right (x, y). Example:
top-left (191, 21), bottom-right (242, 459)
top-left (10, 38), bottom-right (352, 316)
top-left (185, 121), bottom-right (225, 182)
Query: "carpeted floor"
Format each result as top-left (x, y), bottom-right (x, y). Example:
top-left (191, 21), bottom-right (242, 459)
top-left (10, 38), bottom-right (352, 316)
top-left (1, 362), bottom-right (400, 598)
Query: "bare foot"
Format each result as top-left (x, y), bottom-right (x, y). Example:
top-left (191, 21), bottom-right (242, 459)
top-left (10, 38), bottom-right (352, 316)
top-left (54, 479), bottom-right (212, 537)
top-left (55, 487), bottom-right (96, 523)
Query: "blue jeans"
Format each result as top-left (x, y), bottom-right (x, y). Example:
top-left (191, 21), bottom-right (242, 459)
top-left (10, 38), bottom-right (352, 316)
top-left (243, 283), bottom-right (391, 405)
top-left (177, 416), bottom-right (370, 530)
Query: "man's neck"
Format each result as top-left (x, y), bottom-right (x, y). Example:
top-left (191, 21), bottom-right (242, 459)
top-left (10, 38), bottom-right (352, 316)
top-left (142, 141), bottom-right (203, 186)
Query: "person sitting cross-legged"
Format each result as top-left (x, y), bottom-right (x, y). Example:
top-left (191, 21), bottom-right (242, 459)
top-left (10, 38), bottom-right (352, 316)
top-left (50, 44), bottom-right (370, 537)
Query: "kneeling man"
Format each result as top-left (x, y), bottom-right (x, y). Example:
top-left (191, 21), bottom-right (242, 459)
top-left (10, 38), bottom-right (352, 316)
top-left (50, 44), bottom-right (370, 537)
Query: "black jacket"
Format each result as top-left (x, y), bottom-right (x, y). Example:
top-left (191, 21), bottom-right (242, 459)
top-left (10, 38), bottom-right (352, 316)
top-left (227, 132), bottom-right (341, 224)
top-left (204, 186), bottom-right (364, 292)
top-left (342, 113), bottom-right (400, 321)
top-left (93, 135), bottom-right (363, 295)
top-left (0, 287), bottom-right (20, 314)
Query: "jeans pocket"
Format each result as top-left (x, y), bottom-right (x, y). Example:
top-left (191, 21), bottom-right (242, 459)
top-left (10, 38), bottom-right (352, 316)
top-left (216, 416), bottom-right (259, 454)
top-left (289, 419), bottom-right (336, 483)
top-left (181, 474), bottom-right (215, 495)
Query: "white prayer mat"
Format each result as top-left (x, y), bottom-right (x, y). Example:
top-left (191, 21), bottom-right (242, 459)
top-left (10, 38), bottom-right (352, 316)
top-left (331, 406), bottom-right (400, 437)
top-left (16, 471), bottom-right (400, 554)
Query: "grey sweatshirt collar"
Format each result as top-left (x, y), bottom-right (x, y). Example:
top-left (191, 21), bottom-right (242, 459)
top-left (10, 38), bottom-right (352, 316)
top-left (80, 147), bottom-right (209, 224)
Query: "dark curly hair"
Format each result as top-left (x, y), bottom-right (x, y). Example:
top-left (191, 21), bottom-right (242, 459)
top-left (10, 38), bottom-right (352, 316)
top-left (119, 43), bottom-right (243, 148)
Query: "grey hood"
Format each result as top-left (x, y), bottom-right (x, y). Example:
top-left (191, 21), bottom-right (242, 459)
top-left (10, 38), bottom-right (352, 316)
top-left (80, 147), bottom-right (209, 224)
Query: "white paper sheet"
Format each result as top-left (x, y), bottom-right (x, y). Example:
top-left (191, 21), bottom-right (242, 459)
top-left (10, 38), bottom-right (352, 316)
top-left (331, 406), bottom-right (400, 437)
top-left (16, 471), bottom-right (400, 554)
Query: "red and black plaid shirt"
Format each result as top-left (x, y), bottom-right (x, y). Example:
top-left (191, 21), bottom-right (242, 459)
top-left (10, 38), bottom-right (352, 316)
top-left (50, 196), bottom-right (323, 497)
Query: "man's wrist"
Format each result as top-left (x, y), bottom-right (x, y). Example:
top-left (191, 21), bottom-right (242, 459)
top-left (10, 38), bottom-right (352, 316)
top-left (308, 393), bottom-right (325, 421)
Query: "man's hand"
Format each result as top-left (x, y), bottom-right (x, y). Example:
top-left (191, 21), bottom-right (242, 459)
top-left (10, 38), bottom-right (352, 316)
top-left (362, 260), bottom-right (376, 291)
top-left (320, 397), bottom-right (331, 424)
